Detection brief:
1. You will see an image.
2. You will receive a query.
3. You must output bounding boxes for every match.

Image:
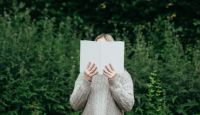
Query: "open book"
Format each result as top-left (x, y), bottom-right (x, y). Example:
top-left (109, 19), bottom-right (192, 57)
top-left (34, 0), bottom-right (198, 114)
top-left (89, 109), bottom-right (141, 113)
top-left (80, 40), bottom-right (124, 74)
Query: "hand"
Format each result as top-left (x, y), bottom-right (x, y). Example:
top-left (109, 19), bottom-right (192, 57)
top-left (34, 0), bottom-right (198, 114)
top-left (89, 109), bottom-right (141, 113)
top-left (103, 63), bottom-right (117, 79)
top-left (84, 62), bottom-right (98, 82)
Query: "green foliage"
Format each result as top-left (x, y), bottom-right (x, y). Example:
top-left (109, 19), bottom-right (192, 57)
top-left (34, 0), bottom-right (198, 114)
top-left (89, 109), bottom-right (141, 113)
top-left (145, 70), bottom-right (168, 115)
top-left (0, 10), bottom-right (82, 114)
top-left (1, 0), bottom-right (200, 46)
top-left (125, 18), bottom-right (200, 115)
top-left (0, 7), bottom-right (200, 115)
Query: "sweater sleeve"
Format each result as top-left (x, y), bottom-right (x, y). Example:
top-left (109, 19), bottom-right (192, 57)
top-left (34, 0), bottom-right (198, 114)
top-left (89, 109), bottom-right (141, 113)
top-left (69, 73), bottom-right (91, 111)
top-left (108, 69), bottom-right (135, 112)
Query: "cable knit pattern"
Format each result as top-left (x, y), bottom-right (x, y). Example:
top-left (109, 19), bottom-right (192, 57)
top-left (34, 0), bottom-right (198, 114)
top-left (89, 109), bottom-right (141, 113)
top-left (70, 70), bottom-right (134, 115)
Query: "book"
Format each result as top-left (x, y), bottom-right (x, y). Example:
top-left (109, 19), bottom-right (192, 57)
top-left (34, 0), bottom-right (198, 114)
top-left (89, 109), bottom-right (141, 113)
top-left (80, 40), bottom-right (124, 74)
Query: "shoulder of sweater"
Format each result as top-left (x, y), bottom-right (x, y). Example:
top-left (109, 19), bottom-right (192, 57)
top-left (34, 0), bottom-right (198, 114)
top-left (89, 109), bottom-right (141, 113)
top-left (117, 68), bottom-right (132, 83)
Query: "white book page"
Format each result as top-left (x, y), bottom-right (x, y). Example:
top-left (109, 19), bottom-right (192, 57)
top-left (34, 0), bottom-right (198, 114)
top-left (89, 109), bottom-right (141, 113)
top-left (80, 40), bottom-right (100, 73)
top-left (80, 40), bottom-right (124, 74)
top-left (100, 42), bottom-right (124, 74)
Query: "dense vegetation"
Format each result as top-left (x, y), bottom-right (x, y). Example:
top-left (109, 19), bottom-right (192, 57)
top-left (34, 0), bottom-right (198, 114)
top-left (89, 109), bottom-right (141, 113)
top-left (0, 1), bottom-right (200, 115)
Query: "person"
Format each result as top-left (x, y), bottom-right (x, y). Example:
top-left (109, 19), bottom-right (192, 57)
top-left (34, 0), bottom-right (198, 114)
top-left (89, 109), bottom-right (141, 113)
top-left (70, 34), bottom-right (134, 115)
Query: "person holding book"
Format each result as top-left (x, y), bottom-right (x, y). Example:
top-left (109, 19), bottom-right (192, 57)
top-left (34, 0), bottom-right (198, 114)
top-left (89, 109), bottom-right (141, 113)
top-left (70, 34), bottom-right (135, 115)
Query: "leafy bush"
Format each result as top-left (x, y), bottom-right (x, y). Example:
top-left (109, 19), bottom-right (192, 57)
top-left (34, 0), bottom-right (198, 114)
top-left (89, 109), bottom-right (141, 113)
top-left (145, 70), bottom-right (167, 115)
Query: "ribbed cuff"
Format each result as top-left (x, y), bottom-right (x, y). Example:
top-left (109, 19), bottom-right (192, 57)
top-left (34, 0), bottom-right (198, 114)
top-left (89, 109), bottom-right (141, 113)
top-left (81, 78), bottom-right (91, 89)
top-left (108, 74), bottom-right (120, 87)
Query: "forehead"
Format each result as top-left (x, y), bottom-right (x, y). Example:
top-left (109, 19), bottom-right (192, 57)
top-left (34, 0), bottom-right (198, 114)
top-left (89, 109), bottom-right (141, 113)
top-left (96, 37), bottom-right (106, 41)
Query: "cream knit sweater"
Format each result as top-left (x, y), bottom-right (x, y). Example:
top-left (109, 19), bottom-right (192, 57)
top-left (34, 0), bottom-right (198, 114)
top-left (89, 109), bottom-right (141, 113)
top-left (70, 70), bottom-right (134, 115)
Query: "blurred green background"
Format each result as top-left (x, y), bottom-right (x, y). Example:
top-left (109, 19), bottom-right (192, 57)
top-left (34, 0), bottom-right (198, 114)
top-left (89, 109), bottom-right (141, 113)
top-left (0, 0), bottom-right (200, 115)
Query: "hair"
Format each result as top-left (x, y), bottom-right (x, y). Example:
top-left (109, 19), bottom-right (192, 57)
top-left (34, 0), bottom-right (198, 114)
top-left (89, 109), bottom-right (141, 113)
top-left (95, 33), bottom-right (114, 41)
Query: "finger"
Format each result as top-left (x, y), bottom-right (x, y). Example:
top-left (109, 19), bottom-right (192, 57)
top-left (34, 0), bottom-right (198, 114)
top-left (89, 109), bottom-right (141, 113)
top-left (105, 65), bottom-right (112, 73)
top-left (103, 69), bottom-right (111, 76)
top-left (104, 68), bottom-right (111, 75)
top-left (90, 66), bottom-right (97, 74)
top-left (103, 72), bottom-right (110, 78)
top-left (86, 62), bottom-right (91, 69)
top-left (108, 64), bottom-right (114, 72)
top-left (107, 64), bottom-right (113, 72)
top-left (84, 70), bottom-right (90, 77)
top-left (89, 63), bottom-right (95, 71)
top-left (84, 71), bottom-right (87, 76)
top-left (109, 63), bottom-right (114, 71)
top-left (90, 70), bottom-right (98, 77)
top-left (90, 64), bottom-right (96, 71)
